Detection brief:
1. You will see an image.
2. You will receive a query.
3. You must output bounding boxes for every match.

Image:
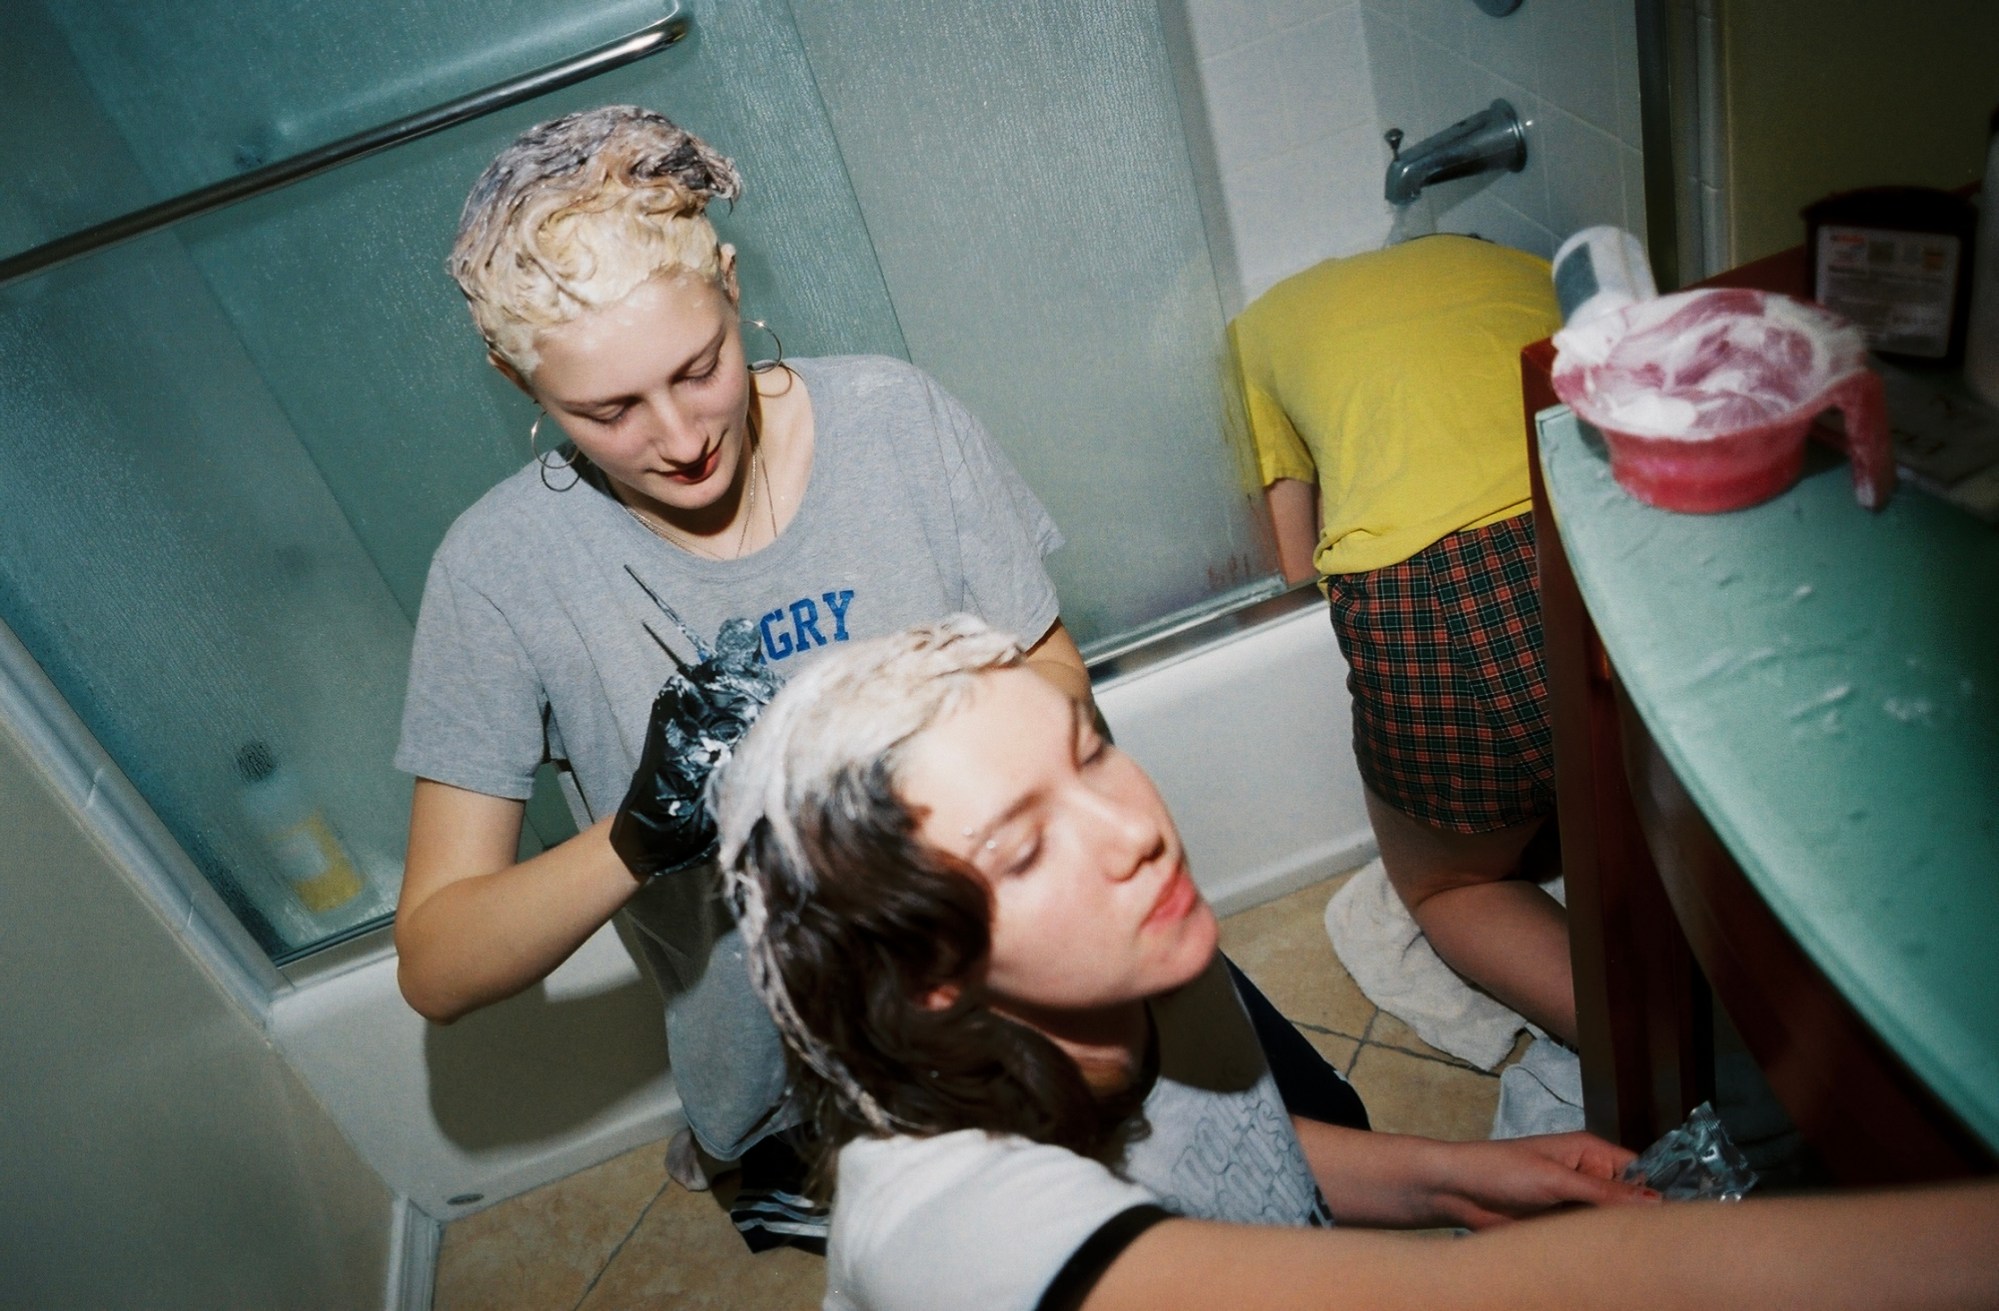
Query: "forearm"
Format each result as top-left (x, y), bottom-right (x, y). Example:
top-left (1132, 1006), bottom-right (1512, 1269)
top-left (1449, 1178), bottom-right (1999, 1310)
top-left (395, 816), bottom-right (637, 1022)
top-left (1085, 1180), bottom-right (1999, 1311)
top-left (1293, 1119), bottom-right (1457, 1228)
top-left (1263, 477), bottom-right (1322, 585)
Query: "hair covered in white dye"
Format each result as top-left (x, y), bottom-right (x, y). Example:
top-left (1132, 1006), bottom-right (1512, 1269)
top-left (713, 616), bottom-right (1025, 1134)
top-left (447, 105), bottom-right (743, 375)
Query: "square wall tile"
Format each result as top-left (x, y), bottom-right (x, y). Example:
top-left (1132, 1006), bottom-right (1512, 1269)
top-left (1361, 5), bottom-right (1419, 141)
top-left (1324, 123), bottom-right (1400, 253)
top-left (1226, 147), bottom-right (1342, 300)
top-left (1498, 89), bottom-right (1553, 231)
top-left (1181, 0), bottom-right (1278, 61)
top-left (1612, 0), bottom-right (1644, 149)
top-left (1532, 0), bottom-right (1621, 135)
top-left (1403, 30), bottom-right (1470, 139)
top-left (1539, 105), bottom-right (1627, 246)
top-left (1465, 0), bottom-right (1543, 92)
top-left (1398, 0), bottom-right (1473, 58)
top-left (1620, 143), bottom-right (1649, 247)
top-left (1439, 187), bottom-right (1556, 260)
top-left (1201, 35), bottom-right (1302, 168)
top-left (1229, 127), bottom-right (1394, 303)
top-left (1267, 0), bottom-right (1362, 38)
top-left (1272, 4), bottom-right (1377, 150)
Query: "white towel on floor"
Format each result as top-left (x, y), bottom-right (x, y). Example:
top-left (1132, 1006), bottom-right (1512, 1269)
top-left (1322, 858), bottom-right (1538, 1071)
top-left (1491, 1036), bottom-right (1586, 1139)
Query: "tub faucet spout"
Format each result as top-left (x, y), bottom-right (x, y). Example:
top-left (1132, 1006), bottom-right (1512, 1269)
top-left (1384, 100), bottom-right (1527, 206)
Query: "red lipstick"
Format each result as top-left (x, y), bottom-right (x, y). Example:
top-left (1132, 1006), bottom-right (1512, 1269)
top-left (666, 445), bottom-right (722, 483)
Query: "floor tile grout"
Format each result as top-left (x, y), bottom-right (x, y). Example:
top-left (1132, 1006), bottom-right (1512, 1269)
top-left (1347, 1009), bottom-right (1380, 1076)
top-left (1290, 1007), bottom-right (1505, 1078)
top-left (569, 1178), bottom-right (673, 1311)
top-left (1291, 1017), bottom-right (1369, 1044)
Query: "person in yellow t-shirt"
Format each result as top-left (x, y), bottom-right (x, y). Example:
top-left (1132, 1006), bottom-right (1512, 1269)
top-left (1231, 234), bottom-right (1575, 1043)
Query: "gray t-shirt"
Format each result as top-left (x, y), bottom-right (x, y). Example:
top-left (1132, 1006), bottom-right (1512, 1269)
top-left (824, 958), bottom-right (1331, 1311)
top-left (396, 354), bottom-right (1064, 1153)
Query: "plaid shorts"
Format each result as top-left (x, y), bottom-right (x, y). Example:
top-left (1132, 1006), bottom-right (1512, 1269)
top-left (1325, 514), bottom-right (1554, 834)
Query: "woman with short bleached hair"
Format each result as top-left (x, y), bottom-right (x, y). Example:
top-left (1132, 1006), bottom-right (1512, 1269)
top-left (716, 616), bottom-right (1999, 1311)
top-left (392, 106), bottom-right (1091, 1250)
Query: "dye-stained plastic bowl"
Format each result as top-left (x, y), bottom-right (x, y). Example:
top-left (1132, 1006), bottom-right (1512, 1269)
top-left (1551, 287), bottom-right (1894, 513)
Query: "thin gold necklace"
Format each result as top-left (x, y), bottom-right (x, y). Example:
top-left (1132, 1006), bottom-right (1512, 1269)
top-left (626, 439), bottom-right (762, 560)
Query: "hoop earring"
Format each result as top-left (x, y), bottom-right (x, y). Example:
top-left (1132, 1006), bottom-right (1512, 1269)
top-left (529, 411), bottom-right (581, 492)
top-left (744, 317), bottom-right (786, 374)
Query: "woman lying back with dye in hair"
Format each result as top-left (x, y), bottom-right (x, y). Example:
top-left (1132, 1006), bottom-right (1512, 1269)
top-left (711, 617), bottom-right (1999, 1311)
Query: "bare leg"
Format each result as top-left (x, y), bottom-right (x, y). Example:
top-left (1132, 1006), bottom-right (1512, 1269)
top-left (1363, 787), bottom-right (1576, 1045)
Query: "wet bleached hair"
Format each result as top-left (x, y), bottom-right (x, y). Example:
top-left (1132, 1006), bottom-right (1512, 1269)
top-left (447, 105), bottom-right (743, 375)
top-left (715, 617), bottom-right (1025, 1135)
top-left (718, 618), bottom-right (1152, 1180)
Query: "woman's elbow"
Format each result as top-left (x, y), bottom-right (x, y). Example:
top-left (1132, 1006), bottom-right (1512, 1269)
top-left (396, 957), bottom-right (471, 1024)
top-left (393, 919), bottom-right (475, 1023)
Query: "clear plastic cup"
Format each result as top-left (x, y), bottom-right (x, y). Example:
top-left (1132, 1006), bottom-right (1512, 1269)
top-left (1551, 287), bottom-right (1894, 513)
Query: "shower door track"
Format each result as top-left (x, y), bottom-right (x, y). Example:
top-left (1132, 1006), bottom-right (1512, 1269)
top-left (0, 4), bottom-right (691, 290)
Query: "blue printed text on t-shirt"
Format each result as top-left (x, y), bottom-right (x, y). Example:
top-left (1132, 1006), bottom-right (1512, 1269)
top-left (758, 589), bottom-right (855, 662)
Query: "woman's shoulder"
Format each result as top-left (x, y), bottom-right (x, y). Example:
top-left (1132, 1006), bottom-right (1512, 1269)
top-left (830, 1131), bottom-right (1158, 1310)
top-left (427, 461), bottom-right (572, 581)
top-left (837, 1129), bottom-right (1151, 1227)
top-left (797, 353), bottom-right (946, 405)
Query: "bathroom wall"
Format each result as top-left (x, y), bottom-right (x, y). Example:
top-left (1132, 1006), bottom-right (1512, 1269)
top-left (1718, 0), bottom-right (1999, 265)
top-left (0, 675), bottom-right (400, 1309)
top-left (1178, 0), bottom-right (1646, 307)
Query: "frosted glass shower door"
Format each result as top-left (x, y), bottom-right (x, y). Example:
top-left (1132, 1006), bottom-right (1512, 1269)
top-left (0, 0), bottom-right (904, 962)
top-left (2, 0), bottom-right (1280, 965)
top-left (790, 1), bottom-right (1279, 651)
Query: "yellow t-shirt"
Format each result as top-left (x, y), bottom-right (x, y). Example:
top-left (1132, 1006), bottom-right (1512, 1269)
top-left (1230, 235), bottom-right (1560, 576)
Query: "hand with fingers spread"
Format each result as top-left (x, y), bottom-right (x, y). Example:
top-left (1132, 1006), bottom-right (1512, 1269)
top-left (1423, 1131), bottom-right (1659, 1230)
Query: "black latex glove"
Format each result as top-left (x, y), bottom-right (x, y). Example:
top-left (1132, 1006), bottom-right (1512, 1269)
top-left (610, 617), bottom-right (782, 881)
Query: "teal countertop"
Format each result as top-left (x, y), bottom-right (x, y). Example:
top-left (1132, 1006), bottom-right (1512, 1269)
top-left (1537, 407), bottom-right (1999, 1154)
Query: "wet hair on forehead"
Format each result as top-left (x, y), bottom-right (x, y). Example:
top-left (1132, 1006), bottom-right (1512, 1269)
top-left (447, 105), bottom-right (744, 375)
top-left (714, 616), bottom-right (1026, 1132)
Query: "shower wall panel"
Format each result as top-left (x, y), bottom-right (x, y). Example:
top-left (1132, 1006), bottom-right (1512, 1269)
top-left (789, 0), bottom-right (1281, 651)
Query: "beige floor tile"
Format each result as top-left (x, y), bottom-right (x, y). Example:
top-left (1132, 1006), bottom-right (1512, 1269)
top-left (1347, 1044), bottom-right (1501, 1142)
top-left (434, 1141), bottom-right (670, 1311)
top-left (1218, 871), bottom-right (1376, 1039)
top-left (577, 1178), bottom-right (825, 1310)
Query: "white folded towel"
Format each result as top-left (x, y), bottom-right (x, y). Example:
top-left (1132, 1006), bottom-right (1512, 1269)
top-left (1323, 858), bottom-right (1583, 1137)
top-left (1322, 858), bottom-right (1537, 1071)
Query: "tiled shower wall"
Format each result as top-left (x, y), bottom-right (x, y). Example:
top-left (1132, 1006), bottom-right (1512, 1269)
top-left (1182, 0), bottom-right (1645, 308)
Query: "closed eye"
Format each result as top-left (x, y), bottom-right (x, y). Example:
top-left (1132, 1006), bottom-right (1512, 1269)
top-left (999, 833), bottom-right (1043, 877)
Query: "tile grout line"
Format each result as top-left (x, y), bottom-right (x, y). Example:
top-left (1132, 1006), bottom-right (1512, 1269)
top-left (570, 1178), bottom-right (673, 1311)
top-left (1347, 1009), bottom-right (1381, 1077)
top-left (1291, 1017), bottom-right (1370, 1044)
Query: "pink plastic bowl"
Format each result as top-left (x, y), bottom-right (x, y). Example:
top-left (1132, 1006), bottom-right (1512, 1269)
top-left (1551, 287), bottom-right (1894, 514)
